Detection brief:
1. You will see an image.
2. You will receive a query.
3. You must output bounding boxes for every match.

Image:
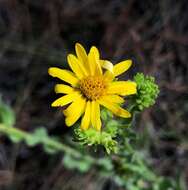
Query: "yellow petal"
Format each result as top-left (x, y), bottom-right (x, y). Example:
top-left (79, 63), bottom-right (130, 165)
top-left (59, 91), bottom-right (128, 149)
top-left (67, 54), bottom-right (84, 79)
top-left (114, 60), bottom-right (132, 77)
top-left (88, 50), bottom-right (96, 75)
top-left (55, 84), bottom-right (74, 94)
top-left (51, 92), bottom-right (80, 107)
top-left (90, 46), bottom-right (102, 75)
top-left (102, 95), bottom-right (124, 104)
top-left (103, 70), bottom-right (114, 82)
top-left (81, 101), bottom-right (91, 130)
top-left (48, 67), bottom-right (78, 86)
top-left (75, 43), bottom-right (88, 64)
top-left (100, 60), bottom-right (114, 73)
top-left (90, 46), bottom-right (99, 60)
top-left (64, 96), bottom-right (86, 126)
top-left (63, 95), bottom-right (84, 116)
top-left (75, 43), bottom-right (90, 73)
top-left (67, 54), bottom-right (88, 78)
top-left (107, 81), bottom-right (137, 96)
top-left (98, 97), bottom-right (131, 118)
top-left (91, 101), bottom-right (101, 131)
top-left (101, 60), bottom-right (115, 82)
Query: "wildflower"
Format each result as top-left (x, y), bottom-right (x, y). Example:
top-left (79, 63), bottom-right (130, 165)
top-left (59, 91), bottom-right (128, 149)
top-left (48, 43), bottom-right (137, 131)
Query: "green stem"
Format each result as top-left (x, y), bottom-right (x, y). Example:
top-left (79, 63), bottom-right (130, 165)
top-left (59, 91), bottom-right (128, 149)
top-left (0, 124), bottom-right (94, 163)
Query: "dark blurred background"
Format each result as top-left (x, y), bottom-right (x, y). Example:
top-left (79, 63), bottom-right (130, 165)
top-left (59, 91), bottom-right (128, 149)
top-left (0, 0), bottom-right (187, 189)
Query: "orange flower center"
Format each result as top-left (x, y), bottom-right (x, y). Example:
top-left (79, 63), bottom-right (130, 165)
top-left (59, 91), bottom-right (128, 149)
top-left (80, 76), bottom-right (106, 100)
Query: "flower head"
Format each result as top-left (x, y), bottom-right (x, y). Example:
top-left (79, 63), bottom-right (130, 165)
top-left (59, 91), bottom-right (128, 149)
top-left (48, 43), bottom-right (137, 131)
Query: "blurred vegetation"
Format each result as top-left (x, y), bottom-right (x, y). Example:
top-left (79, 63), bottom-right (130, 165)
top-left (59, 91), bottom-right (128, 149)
top-left (0, 0), bottom-right (187, 190)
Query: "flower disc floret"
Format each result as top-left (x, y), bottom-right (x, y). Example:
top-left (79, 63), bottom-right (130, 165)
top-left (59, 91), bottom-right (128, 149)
top-left (80, 76), bottom-right (107, 100)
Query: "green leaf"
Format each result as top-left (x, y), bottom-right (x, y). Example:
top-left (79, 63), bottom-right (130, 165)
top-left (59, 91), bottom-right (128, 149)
top-left (0, 97), bottom-right (15, 127)
top-left (9, 134), bottom-right (23, 143)
top-left (101, 108), bottom-right (113, 121)
top-left (43, 144), bottom-right (58, 154)
top-left (25, 128), bottom-right (48, 146)
top-left (97, 158), bottom-right (113, 171)
top-left (158, 178), bottom-right (177, 190)
top-left (25, 136), bottom-right (41, 146)
top-left (33, 128), bottom-right (48, 139)
top-left (63, 154), bottom-right (91, 173)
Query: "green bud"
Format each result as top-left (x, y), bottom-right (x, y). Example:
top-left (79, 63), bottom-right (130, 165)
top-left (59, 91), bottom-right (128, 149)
top-left (74, 126), bottom-right (118, 154)
top-left (133, 73), bottom-right (159, 111)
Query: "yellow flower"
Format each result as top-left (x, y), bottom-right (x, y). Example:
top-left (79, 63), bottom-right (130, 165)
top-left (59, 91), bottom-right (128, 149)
top-left (48, 43), bottom-right (137, 131)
